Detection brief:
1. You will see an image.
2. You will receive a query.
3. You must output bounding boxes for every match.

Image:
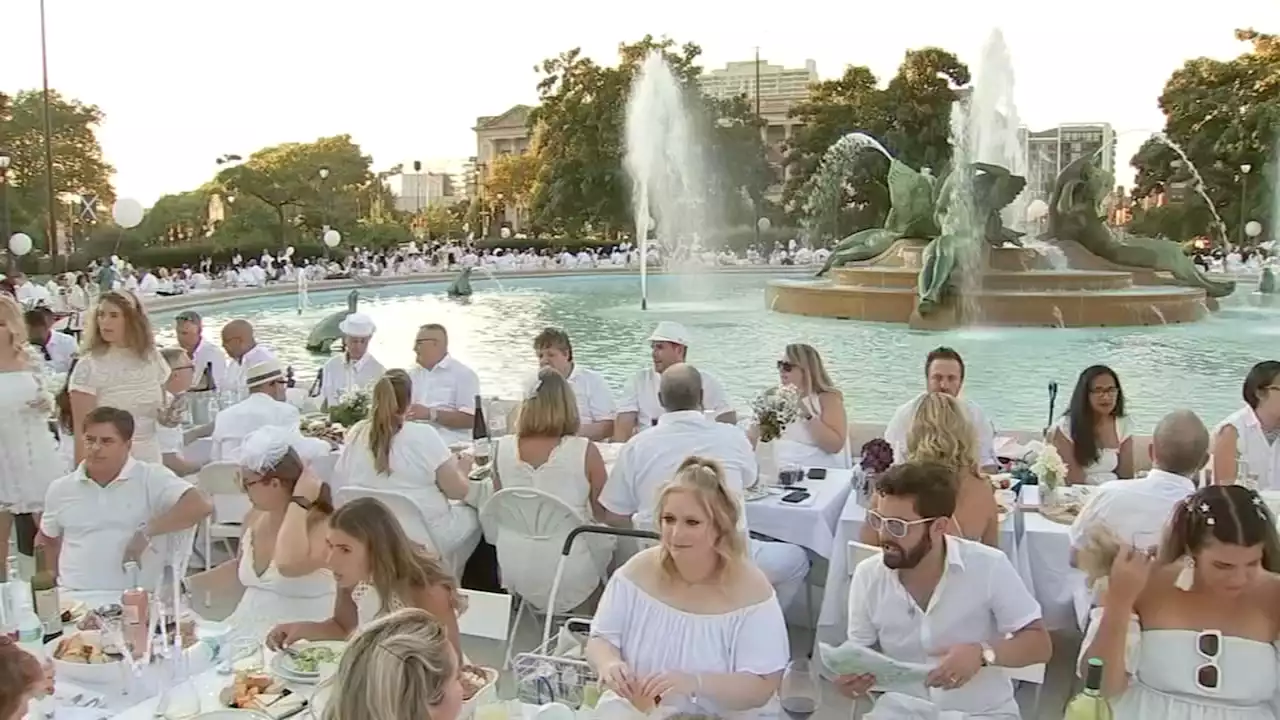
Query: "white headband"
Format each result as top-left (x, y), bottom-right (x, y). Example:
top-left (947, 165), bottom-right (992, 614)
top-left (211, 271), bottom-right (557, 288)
top-left (239, 426), bottom-right (297, 474)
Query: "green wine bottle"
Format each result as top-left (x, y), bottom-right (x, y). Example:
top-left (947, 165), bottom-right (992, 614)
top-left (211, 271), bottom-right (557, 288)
top-left (1063, 658), bottom-right (1112, 720)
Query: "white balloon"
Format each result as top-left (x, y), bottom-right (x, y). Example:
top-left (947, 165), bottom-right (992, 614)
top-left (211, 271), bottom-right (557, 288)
top-left (757, 217), bottom-right (772, 232)
top-left (112, 198), bottom-right (145, 229)
top-left (1245, 220), bottom-right (1263, 238)
top-left (500, 226), bottom-right (511, 239)
top-left (7, 233), bottom-right (32, 256)
top-left (323, 229), bottom-right (341, 248)
top-left (286, 246), bottom-right (296, 257)
top-left (1025, 198), bottom-right (1050, 222)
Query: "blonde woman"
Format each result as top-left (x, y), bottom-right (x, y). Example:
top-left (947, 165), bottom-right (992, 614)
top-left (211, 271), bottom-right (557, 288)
top-left (495, 368), bottom-right (608, 520)
top-left (862, 392), bottom-right (998, 547)
top-left (68, 290), bottom-right (170, 463)
top-left (321, 608), bottom-right (464, 720)
top-left (267, 498), bottom-right (466, 659)
top-left (587, 456), bottom-right (789, 717)
top-left (333, 369), bottom-right (479, 574)
top-left (774, 343), bottom-right (849, 468)
top-left (0, 296), bottom-right (60, 578)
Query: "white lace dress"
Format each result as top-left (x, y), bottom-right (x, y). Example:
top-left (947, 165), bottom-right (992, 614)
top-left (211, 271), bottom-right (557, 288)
top-left (69, 346), bottom-right (171, 463)
top-left (219, 529), bottom-right (336, 645)
top-left (0, 366), bottom-right (62, 513)
top-left (350, 582), bottom-right (405, 630)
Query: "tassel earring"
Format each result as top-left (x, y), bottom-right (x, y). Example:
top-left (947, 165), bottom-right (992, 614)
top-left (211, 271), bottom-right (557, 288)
top-left (1174, 557), bottom-right (1195, 591)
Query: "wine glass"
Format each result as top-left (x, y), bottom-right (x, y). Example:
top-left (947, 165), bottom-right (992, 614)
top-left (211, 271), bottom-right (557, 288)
top-left (779, 659), bottom-right (820, 720)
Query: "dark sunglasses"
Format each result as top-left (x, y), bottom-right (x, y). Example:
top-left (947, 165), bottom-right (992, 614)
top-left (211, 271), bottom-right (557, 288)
top-left (1195, 629), bottom-right (1221, 692)
top-left (776, 360), bottom-right (796, 372)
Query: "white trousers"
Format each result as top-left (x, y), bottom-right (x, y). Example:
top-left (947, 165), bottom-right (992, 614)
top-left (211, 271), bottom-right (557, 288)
top-left (750, 538), bottom-right (809, 611)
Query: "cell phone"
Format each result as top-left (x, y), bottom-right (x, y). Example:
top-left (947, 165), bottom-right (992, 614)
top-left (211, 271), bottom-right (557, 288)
top-left (781, 490), bottom-right (811, 504)
top-left (806, 467), bottom-right (827, 480)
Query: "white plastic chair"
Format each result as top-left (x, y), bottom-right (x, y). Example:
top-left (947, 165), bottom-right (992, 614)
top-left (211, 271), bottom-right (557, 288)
top-left (333, 486), bottom-right (442, 557)
top-left (1008, 662), bottom-right (1045, 718)
top-left (846, 540), bottom-right (882, 577)
top-left (184, 437), bottom-right (213, 467)
top-left (196, 461), bottom-right (246, 570)
top-left (479, 488), bottom-right (612, 668)
top-left (458, 589), bottom-right (513, 642)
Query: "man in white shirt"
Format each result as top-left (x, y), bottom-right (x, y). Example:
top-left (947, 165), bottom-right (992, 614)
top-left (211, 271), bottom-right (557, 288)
top-left (211, 359), bottom-right (325, 463)
top-left (883, 347), bottom-right (998, 469)
top-left (221, 319), bottom-right (276, 402)
top-left (12, 272), bottom-right (51, 306)
top-left (1070, 409), bottom-right (1207, 558)
top-left (406, 323), bottom-right (480, 446)
top-left (533, 327), bottom-right (615, 441)
top-left (839, 462), bottom-right (1051, 715)
top-left (613, 321), bottom-right (737, 440)
top-left (39, 406), bottom-right (213, 592)
top-left (601, 363), bottom-right (810, 609)
top-left (175, 310), bottom-right (227, 391)
top-left (25, 307), bottom-right (77, 374)
top-left (319, 313), bottom-right (386, 407)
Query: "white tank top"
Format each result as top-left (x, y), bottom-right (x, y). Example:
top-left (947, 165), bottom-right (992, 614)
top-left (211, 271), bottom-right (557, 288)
top-left (1214, 406), bottom-right (1280, 490)
top-left (494, 435), bottom-right (593, 520)
top-left (777, 394), bottom-right (851, 469)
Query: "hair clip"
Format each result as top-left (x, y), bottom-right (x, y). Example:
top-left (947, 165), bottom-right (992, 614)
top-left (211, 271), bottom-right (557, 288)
top-left (1200, 502), bottom-right (1211, 514)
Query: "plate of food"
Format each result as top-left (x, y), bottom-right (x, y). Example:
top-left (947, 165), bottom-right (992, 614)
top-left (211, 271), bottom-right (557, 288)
top-left (743, 486), bottom-right (771, 502)
top-left (220, 672), bottom-right (308, 719)
top-left (271, 641), bottom-right (343, 683)
top-left (459, 665), bottom-right (499, 719)
top-left (49, 625), bottom-right (206, 685)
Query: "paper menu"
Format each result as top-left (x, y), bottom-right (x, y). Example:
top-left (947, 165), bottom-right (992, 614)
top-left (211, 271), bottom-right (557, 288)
top-left (817, 641), bottom-right (931, 698)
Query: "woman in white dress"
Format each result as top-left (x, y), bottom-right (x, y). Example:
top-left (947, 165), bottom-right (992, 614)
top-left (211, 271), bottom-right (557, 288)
top-left (188, 427), bottom-right (336, 645)
top-left (774, 343), bottom-right (849, 469)
top-left (0, 296), bottom-right (61, 578)
top-left (1051, 364), bottom-right (1134, 484)
top-left (266, 497), bottom-right (465, 660)
top-left (1211, 361), bottom-right (1280, 489)
top-left (1081, 484), bottom-right (1280, 719)
top-left (334, 369), bottom-right (479, 574)
top-left (588, 456), bottom-right (789, 718)
top-left (67, 290), bottom-right (170, 463)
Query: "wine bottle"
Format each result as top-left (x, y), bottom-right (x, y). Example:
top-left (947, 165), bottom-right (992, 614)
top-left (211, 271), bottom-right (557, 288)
top-left (472, 395), bottom-right (491, 466)
top-left (121, 561), bottom-right (150, 658)
top-left (1063, 658), bottom-right (1112, 720)
top-left (31, 549), bottom-right (61, 641)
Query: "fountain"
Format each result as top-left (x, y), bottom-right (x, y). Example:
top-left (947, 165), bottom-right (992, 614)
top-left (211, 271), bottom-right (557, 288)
top-left (766, 29), bottom-right (1233, 329)
top-left (624, 52), bottom-right (720, 309)
top-left (1150, 133), bottom-right (1231, 247)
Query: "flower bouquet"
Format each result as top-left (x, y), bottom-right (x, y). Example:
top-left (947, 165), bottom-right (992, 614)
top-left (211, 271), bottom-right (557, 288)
top-left (1030, 444), bottom-right (1069, 492)
top-left (751, 384), bottom-right (802, 442)
top-left (327, 387), bottom-right (370, 430)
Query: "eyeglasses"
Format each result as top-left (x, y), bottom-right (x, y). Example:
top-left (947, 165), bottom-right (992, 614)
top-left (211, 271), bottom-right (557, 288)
top-left (776, 360), bottom-right (796, 372)
top-left (1194, 629), bottom-right (1221, 692)
top-left (866, 510), bottom-right (936, 539)
top-left (1089, 387), bottom-right (1119, 396)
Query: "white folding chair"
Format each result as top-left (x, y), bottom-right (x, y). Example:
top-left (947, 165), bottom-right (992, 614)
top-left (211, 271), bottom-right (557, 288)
top-left (1008, 663), bottom-right (1045, 718)
top-left (333, 486), bottom-right (442, 558)
top-left (184, 437), bottom-right (213, 467)
top-left (458, 589), bottom-right (513, 642)
top-left (196, 461), bottom-right (246, 570)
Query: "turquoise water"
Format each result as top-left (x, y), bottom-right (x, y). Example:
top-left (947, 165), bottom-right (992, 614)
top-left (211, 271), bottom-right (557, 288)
top-left (153, 272), bottom-right (1280, 433)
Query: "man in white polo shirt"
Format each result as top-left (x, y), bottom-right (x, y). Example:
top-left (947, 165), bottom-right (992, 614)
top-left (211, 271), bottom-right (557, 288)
top-left (406, 323), bottom-right (480, 446)
top-left (613, 321), bottom-right (736, 440)
top-left (533, 327), bottom-right (615, 441)
top-left (221, 319), bottom-right (276, 403)
top-left (318, 313), bottom-right (386, 407)
top-left (175, 310), bottom-right (227, 391)
top-left (40, 406), bottom-right (213, 592)
top-left (602, 363), bottom-right (810, 609)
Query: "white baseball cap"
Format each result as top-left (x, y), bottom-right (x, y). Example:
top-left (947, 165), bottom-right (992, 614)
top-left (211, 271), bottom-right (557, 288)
top-left (338, 313), bottom-right (376, 338)
top-left (648, 321), bottom-right (692, 347)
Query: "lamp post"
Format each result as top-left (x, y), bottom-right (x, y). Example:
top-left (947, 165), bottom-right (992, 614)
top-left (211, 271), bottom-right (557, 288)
top-left (318, 167), bottom-right (331, 258)
top-left (0, 153), bottom-right (11, 268)
top-left (1240, 163), bottom-right (1252, 248)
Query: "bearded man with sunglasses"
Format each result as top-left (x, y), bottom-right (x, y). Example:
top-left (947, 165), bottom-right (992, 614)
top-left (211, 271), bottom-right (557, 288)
top-left (837, 462), bottom-right (1051, 718)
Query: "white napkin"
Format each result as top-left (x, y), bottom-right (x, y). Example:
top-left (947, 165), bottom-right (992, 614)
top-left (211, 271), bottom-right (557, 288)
top-left (865, 692), bottom-right (964, 720)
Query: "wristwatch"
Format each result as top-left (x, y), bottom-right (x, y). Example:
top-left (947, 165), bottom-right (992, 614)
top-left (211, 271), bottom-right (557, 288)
top-left (979, 643), bottom-right (996, 667)
top-left (290, 496), bottom-right (313, 511)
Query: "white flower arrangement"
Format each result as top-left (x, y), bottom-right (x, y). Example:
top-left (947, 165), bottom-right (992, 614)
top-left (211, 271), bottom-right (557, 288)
top-left (1031, 444), bottom-right (1069, 490)
top-left (328, 386), bottom-right (371, 427)
top-left (751, 384), bottom-right (802, 443)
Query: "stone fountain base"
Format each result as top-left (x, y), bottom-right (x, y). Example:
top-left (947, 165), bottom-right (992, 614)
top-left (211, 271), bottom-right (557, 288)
top-left (766, 239), bottom-right (1211, 329)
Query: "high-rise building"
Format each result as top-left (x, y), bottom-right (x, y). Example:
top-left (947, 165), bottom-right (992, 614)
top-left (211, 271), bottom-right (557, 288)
top-left (395, 172), bottom-right (454, 212)
top-left (699, 59), bottom-right (818, 103)
top-left (1020, 123), bottom-right (1116, 203)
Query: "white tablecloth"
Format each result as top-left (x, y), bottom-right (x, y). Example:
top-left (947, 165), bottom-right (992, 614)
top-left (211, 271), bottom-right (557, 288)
top-left (744, 469), bottom-right (853, 559)
top-left (816, 495), bottom-right (1084, 644)
top-left (110, 650), bottom-right (318, 719)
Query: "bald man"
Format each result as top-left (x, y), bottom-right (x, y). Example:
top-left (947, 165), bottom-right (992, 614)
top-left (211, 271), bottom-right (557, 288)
top-left (220, 319), bottom-right (277, 403)
top-left (1069, 409), bottom-right (1209, 561)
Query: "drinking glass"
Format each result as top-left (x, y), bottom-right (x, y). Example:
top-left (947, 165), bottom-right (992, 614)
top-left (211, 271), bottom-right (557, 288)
top-left (779, 659), bottom-right (820, 720)
top-left (157, 656), bottom-right (202, 720)
top-left (226, 637), bottom-right (264, 674)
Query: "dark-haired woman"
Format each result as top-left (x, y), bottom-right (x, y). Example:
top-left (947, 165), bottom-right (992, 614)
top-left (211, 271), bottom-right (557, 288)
top-left (1212, 360), bottom-right (1280, 490)
top-left (189, 426), bottom-right (336, 645)
top-left (1080, 484), bottom-right (1280, 718)
top-left (1051, 365), bottom-right (1133, 485)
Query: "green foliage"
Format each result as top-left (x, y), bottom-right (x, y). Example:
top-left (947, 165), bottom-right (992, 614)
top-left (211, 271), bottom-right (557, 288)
top-left (528, 35), bottom-right (774, 239)
top-left (1129, 29), bottom-right (1279, 244)
top-left (0, 89), bottom-right (116, 249)
top-left (783, 49), bottom-right (970, 234)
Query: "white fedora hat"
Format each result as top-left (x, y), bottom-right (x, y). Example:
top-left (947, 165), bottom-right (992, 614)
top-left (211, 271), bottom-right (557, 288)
top-left (338, 313), bottom-right (376, 338)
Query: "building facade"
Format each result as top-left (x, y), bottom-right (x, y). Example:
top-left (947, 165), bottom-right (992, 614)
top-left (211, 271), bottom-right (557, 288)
top-left (395, 172), bottom-right (455, 213)
top-left (473, 105), bottom-right (534, 233)
top-left (1021, 123), bottom-right (1116, 203)
top-left (699, 59), bottom-right (818, 103)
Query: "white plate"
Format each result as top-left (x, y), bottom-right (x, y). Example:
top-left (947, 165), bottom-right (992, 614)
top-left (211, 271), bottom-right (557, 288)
top-left (196, 711), bottom-right (272, 719)
top-left (743, 487), bottom-right (770, 502)
top-left (271, 641), bottom-right (344, 684)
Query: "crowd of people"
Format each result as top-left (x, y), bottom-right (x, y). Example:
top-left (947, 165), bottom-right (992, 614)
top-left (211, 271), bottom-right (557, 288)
top-left (0, 274), bottom-right (1278, 719)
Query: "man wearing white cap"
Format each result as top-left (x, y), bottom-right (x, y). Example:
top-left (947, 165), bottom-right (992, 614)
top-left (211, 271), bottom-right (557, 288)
top-left (318, 313), bottom-right (385, 407)
top-left (211, 359), bottom-right (327, 463)
top-left (613, 321), bottom-right (736, 441)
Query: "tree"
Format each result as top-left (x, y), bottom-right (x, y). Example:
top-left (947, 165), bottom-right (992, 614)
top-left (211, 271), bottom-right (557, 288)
top-left (485, 150), bottom-right (541, 213)
top-left (879, 48), bottom-right (971, 172)
top-left (1130, 29), bottom-right (1280, 245)
top-left (215, 134), bottom-right (377, 246)
top-left (0, 89), bottom-right (116, 248)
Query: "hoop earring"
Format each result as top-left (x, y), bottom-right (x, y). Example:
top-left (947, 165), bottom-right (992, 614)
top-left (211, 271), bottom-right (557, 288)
top-left (1174, 556), bottom-right (1195, 591)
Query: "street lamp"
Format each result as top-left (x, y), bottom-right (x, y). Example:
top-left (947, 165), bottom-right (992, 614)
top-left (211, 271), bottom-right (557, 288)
top-left (0, 153), bottom-right (11, 267)
top-left (1240, 163), bottom-right (1253, 248)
